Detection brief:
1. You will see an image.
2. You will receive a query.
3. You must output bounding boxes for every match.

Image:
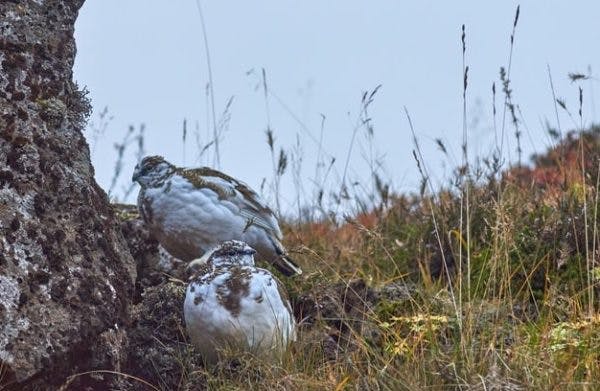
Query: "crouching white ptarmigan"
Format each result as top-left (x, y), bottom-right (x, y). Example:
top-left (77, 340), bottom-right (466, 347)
top-left (132, 155), bottom-right (302, 276)
top-left (184, 240), bottom-right (296, 364)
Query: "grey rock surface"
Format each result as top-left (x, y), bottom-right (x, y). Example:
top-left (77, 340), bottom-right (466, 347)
top-left (0, 1), bottom-right (136, 388)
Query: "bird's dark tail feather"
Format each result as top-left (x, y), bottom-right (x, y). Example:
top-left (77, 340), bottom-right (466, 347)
top-left (273, 254), bottom-right (302, 277)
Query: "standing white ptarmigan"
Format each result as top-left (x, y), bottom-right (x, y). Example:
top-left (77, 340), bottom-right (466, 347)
top-left (184, 240), bottom-right (296, 364)
top-left (132, 155), bottom-right (302, 276)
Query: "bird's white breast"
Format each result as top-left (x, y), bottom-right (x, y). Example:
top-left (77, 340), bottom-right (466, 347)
top-left (184, 266), bottom-right (295, 363)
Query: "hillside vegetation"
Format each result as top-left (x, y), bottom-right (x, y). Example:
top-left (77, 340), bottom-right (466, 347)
top-left (252, 126), bottom-right (599, 390)
top-left (125, 127), bottom-right (598, 390)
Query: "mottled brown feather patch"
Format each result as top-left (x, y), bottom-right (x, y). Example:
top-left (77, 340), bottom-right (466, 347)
top-left (178, 167), bottom-right (273, 214)
top-left (215, 266), bottom-right (252, 317)
top-left (139, 193), bottom-right (154, 224)
top-left (141, 155), bottom-right (167, 169)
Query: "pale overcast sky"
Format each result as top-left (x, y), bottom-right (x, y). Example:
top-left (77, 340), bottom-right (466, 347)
top-left (73, 1), bottom-right (600, 214)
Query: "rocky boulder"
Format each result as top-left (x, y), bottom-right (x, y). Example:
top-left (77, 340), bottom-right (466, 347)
top-left (0, 1), bottom-right (136, 389)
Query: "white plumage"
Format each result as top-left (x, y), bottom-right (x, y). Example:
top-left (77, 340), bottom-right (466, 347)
top-left (132, 155), bottom-right (302, 276)
top-left (183, 240), bottom-right (296, 364)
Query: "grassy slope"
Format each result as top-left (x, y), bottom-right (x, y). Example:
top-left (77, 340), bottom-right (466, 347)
top-left (185, 127), bottom-right (599, 390)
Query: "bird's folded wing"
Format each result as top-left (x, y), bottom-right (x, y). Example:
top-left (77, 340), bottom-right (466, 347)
top-left (181, 167), bottom-right (283, 239)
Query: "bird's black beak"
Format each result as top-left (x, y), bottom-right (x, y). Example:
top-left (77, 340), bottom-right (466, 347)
top-left (132, 165), bottom-right (140, 182)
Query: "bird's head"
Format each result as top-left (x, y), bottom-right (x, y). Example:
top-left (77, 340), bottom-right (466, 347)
top-left (186, 241), bottom-right (257, 278)
top-left (132, 155), bottom-right (174, 188)
top-left (207, 240), bottom-right (257, 268)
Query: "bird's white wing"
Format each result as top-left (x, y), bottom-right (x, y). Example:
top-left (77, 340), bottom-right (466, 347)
top-left (180, 167), bottom-right (283, 239)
